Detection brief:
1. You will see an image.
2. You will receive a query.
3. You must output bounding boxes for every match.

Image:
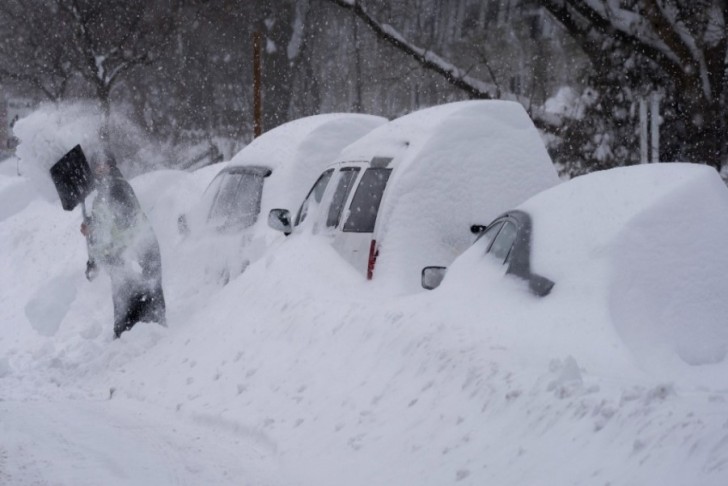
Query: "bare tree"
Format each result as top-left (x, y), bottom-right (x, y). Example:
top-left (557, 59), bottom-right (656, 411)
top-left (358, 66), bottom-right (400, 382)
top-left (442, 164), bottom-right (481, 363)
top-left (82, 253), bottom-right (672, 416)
top-left (0, 0), bottom-right (176, 116)
top-left (0, 1), bottom-right (73, 100)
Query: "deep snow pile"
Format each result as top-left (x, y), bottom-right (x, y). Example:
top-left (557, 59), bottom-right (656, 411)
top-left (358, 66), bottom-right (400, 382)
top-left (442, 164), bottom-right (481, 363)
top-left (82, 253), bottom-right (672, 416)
top-left (2, 151), bottom-right (728, 485)
top-left (522, 164), bottom-right (728, 371)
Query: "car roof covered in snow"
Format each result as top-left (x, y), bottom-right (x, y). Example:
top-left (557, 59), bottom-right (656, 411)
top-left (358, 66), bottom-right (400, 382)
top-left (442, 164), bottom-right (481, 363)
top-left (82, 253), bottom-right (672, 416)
top-left (338, 100), bottom-right (560, 291)
top-left (229, 113), bottom-right (387, 217)
top-left (520, 163), bottom-right (728, 279)
top-left (517, 162), bottom-right (728, 367)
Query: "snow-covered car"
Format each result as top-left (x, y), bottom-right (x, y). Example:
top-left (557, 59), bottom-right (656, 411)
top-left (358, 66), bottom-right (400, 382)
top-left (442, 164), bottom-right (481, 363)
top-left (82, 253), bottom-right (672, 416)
top-left (422, 208), bottom-right (556, 296)
top-left (423, 162), bottom-right (728, 366)
top-left (177, 113), bottom-right (387, 283)
top-left (269, 100), bottom-right (560, 291)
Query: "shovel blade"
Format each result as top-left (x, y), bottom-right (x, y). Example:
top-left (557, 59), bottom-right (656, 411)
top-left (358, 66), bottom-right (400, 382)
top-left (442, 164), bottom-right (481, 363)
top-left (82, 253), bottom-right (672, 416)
top-left (50, 145), bottom-right (95, 211)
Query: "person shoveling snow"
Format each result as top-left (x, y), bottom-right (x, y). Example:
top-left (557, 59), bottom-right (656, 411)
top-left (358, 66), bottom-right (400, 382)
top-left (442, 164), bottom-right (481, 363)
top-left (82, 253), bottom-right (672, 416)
top-left (78, 145), bottom-right (167, 338)
top-left (15, 102), bottom-right (167, 339)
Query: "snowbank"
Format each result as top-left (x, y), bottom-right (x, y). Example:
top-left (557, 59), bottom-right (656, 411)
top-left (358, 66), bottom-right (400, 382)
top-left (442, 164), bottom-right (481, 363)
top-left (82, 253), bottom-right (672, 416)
top-left (2, 145), bottom-right (728, 485)
top-left (521, 163), bottom-right (728, 372)
top-left (0, 158), bottom-right (35, 222)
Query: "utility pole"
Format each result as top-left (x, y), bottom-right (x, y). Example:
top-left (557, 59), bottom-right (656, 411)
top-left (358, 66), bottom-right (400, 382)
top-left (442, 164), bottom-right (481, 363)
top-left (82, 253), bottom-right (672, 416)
top-left (639, 92), bottom-right (661, 163)
top-left (252, 31), bottom-right (263, 138)
top-left (352, 10), bottom-right (363, 112)
top-left (639, 98), bottom-right (648, 163)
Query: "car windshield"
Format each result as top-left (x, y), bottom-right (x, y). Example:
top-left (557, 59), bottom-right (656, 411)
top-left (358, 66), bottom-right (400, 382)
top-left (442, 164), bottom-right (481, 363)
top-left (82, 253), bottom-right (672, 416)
top-left (296, 169), bottom-right (334, 226)
top-left (207, 169), bottom-right (266, 230)
top-left (342, 167), bottom-right (392, 233)
top-left (488, 221), bottom-right (517, 263)
top-left (476, 221), bottom-right (504, 250)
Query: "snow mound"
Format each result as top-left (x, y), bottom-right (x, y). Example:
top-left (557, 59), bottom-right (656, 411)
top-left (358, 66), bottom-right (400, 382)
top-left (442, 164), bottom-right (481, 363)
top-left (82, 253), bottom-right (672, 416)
top-left (2, 154), bottom-right (728, 484)
top-left (25, 273), bottom-right (80, 337)
top-left (0, 167), bottom-right (37, 222)
top-left (522, 163), bottom-right (728, 368)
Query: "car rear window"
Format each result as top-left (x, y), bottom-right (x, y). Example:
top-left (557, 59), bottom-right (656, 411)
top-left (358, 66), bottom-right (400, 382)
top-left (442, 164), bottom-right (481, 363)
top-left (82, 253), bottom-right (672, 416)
top-left (207, 170), bottom-right (265, 230)
top-left (327, 167), bottom-right (360, 228)
top-left (342, 167), bottom-right (392, 233)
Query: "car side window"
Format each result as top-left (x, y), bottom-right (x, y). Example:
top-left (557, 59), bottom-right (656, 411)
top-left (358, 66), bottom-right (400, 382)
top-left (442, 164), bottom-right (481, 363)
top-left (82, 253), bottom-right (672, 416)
top-left (342, 167), bottom-right (392, 233)
top-left (208, 171), bottom-right (265, 230)
top-left (296, 169), bottom-right (334, 226)
top-left (326, 167), bottom-right (360, 228)
top-left (476, 221), bottom-right (503, 251)
top-left (208, 173), bottom-right (240, 221)
top-left (488, 221), bottom-right (518, 264)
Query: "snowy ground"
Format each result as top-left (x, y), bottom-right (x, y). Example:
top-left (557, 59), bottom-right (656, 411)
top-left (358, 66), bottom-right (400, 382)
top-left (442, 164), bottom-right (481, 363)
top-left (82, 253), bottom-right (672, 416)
top-left (2, 155), bottom-right (728, 485)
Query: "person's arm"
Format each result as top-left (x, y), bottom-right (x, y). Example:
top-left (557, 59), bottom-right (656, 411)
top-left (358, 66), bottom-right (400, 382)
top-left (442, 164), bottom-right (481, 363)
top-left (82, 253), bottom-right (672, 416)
top-left (80, 209), bottom-right (99, 280)
top-left (109, 180), bottom-right (141, 229)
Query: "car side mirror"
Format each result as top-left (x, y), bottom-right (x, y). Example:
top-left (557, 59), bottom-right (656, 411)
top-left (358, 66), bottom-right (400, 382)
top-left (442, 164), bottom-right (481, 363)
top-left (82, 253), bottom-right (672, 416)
top-left (470, 224), bottom-right (487, 235)
top-left (421, 266), bottom-right (447, 290)
top-left (177, 213), bottom-right (190, 236)
top-left (268, 208), bottom-right (292, 236)
top-left (529, 273), bottom-right (555, 297)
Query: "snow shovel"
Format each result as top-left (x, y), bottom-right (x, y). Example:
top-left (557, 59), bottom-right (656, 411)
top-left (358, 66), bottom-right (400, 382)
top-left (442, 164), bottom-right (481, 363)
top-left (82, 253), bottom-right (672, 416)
top-left (49, 145), bottom-right (98, 279)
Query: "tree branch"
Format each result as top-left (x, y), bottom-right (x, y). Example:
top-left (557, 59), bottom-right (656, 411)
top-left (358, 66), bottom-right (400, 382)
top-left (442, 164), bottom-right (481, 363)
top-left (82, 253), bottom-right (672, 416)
top-left (540, 0), bottom-right (685, 79)
top-left (324, 0), bottom-right (496, 99)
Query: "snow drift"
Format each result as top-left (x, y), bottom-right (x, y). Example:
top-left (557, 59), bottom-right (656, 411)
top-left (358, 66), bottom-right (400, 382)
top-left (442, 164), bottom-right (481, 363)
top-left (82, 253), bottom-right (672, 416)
top-left (2, 131), bottom-right (728, 484)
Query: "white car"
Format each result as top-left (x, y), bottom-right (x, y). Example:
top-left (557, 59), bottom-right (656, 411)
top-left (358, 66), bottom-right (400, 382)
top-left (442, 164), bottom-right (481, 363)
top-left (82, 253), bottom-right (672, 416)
top-left (270, 100), bottom-right (560, 291)
top-left (177, 113), bottom-right (386, 284)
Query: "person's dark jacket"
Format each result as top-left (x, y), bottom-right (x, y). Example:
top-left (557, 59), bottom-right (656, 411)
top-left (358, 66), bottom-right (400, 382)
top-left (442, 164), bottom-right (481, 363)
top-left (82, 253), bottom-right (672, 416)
top-left (88, 165), bottom-right (156, 267)
top-left (87, 163), bottom-right (166, 335)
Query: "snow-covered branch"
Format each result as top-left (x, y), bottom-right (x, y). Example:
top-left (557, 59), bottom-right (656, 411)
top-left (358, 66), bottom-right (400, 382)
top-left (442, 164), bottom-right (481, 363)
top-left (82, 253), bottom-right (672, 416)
top-left (323, 0), bottom-right (567, 130)
top-left (324, 0), bottom-right (498, 100)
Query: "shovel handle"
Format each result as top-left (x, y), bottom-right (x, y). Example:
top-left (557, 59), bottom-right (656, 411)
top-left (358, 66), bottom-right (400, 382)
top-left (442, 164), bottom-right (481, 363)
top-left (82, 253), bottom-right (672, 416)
top-left (81, 201), bottom-right (90, 223)
top-left (80, 201), bottom-right (95, 267)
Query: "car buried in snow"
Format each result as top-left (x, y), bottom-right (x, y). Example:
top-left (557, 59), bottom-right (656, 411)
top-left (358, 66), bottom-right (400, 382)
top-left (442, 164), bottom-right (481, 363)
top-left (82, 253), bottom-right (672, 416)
top-left (422, 162), bottom-right (728, 366)
top-left (176, 113), bottom-right (386, 284)
top-left (268, 100), bottom-right (561, 292)
top-left (422, 209), bottom-right (555, 296)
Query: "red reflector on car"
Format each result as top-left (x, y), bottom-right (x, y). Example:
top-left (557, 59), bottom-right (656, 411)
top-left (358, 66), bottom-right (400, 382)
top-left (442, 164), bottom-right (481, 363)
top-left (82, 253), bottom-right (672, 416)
top-left (367, 239), bottom-right (378, 280)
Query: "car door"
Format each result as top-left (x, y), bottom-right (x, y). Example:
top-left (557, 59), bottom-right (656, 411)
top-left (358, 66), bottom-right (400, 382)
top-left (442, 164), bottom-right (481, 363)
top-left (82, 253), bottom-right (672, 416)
top-left (321, 166), bottom-right (364, 269)
top-left (335, 165), bottom-right (393, 277)
top-left (295, 168), bottom-right (334, 228)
